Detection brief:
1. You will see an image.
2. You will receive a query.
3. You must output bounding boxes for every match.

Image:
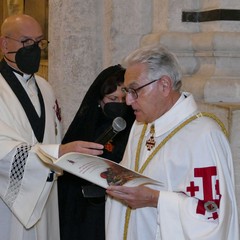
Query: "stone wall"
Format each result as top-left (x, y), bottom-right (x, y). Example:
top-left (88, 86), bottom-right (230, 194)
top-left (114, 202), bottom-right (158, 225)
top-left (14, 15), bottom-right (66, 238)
top-left (49, 0), bottom-right (152, 131)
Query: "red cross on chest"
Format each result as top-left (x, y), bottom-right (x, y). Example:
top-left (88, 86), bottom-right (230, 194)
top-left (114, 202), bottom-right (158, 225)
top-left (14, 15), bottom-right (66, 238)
top-left (145, 124), bottom-right (156, 151)
top-left (146, 136), bottom-right (155, 151)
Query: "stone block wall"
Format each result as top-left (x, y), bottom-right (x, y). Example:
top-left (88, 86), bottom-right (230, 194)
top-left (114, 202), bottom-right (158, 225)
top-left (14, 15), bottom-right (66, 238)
top-left (142, 30), bottom-right (240, 227)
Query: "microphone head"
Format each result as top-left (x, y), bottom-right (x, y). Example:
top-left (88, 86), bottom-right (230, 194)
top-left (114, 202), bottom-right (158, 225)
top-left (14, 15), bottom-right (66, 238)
top-left (112, 117), bottom-right (126, 132)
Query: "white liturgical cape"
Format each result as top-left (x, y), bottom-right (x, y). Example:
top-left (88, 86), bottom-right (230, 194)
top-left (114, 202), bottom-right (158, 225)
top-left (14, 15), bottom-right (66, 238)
top-left (0, 72), bottom-right (62, 240)
top-left (105, 92), bottom-right (239, 240)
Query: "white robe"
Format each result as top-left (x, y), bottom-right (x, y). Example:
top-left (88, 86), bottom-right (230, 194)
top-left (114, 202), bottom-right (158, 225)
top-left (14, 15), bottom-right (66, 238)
top-left (105, 92), bottom-right (239, 240)
top-left (0, 73), bottom-right (62, 240)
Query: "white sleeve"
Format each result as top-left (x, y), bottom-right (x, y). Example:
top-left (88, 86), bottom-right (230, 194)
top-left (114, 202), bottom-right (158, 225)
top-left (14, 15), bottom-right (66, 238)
top-left (0, 143), bottom-right (60, 228)
top-left (157, 133), bottom-right (239, 240)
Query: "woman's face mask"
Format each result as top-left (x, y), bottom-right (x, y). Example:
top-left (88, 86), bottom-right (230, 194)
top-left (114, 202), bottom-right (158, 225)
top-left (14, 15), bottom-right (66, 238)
top-left (102, 102), bottom-right (129, 119)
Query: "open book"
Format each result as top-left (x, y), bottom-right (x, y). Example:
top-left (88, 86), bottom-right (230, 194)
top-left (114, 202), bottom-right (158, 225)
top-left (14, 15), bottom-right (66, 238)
top-left (37, 146), bottom-right (162, 189)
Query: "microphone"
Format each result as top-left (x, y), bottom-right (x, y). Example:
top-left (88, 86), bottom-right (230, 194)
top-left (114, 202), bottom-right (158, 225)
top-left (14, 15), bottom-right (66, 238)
top-left (95, 117), bottom-right (126, 145)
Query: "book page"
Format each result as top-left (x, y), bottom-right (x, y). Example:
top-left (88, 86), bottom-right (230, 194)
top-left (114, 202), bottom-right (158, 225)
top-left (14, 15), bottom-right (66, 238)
top-left (37, 146), bottom-right (162, 189)
top-left (37, 147), bottom-right (63, 176)
top-left (56, 152), bottom-right (162, 188)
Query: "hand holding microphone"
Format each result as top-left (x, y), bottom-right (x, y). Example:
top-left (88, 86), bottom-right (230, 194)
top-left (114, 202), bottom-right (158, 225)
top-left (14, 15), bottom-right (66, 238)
top-left (95, 117), bottom-right (126, 145)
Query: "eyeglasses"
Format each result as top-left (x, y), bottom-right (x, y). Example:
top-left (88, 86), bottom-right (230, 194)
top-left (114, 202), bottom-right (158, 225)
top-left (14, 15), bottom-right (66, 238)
top-left (122, 78), bottom-right (161, 100)
top-left (5, 36), bottom-right (49, 50)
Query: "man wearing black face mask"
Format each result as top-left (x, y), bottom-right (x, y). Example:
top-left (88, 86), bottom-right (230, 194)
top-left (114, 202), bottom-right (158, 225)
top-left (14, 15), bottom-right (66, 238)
top-left (0, 14), bottom-right (103, 240)
top-left (4, 37), bottom-right (42, 74)
top-left (1, 17), bottom-right (44, 76)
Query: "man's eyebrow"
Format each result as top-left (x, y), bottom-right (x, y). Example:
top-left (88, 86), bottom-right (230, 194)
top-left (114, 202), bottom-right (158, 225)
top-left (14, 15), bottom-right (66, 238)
top-left (21, 35), bottom-right (44, 40)
top-left (126, 82), bottom-right (139, 88)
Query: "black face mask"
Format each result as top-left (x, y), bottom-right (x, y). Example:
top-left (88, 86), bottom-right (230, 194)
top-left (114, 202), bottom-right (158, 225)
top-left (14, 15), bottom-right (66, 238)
top-left (5, 44), bottom-right (41, 74)
top-left (103, 102), bottom-right (129, 119)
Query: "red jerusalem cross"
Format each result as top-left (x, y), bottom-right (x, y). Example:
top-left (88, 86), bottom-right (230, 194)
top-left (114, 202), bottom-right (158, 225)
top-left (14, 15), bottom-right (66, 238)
top-left (186, 166), bottom-right (221, 219)
top-left (186, 181), bottom-right (199, 196)
top-left (146, 136), bottom-right (155, 151)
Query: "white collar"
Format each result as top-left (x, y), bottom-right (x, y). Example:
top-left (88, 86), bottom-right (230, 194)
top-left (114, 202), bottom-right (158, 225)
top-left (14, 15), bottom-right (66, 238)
top-left (148, 92), bottom-right (198, 137)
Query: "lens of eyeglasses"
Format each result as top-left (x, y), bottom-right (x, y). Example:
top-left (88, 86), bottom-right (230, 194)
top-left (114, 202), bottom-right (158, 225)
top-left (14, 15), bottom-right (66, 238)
top-left (38, 40), bottom-right (49, 50)
top-left (22, 39), bottom-right (35, 48)
top-left (122, 88), bottom-right (138, 100)
top-left (22, 39), bottom-right (49, 50)
top-left (128, 89), bottom-right (138, 100)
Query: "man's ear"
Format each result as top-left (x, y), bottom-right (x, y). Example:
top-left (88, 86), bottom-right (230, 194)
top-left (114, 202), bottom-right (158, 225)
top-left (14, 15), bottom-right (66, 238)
top-left (0, 37), bottom-right (8, 54)
top-left (159, 76), bottom-right (172, 95)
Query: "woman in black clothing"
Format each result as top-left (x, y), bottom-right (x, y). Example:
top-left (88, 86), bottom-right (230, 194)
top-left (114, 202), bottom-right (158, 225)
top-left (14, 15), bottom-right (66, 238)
top-left (58, 65), bottom-right (135, 240)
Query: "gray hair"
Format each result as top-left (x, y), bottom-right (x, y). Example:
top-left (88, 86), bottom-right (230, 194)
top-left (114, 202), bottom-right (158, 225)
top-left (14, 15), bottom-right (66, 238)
top-left (122, 44), bottom-right (182, 91)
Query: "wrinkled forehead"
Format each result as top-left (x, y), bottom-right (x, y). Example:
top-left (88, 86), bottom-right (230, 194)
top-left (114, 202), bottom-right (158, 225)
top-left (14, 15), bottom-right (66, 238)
top-left (124, 63), bottom-right (148, 87)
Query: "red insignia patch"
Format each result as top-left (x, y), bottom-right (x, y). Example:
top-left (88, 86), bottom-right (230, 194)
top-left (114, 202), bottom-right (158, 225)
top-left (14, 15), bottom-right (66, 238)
top-left (186, 166), bottom-right (221, 219)
top-left (54, 100), bottom-right (61, 122)
top-left (105, 142), bottom-right (114, 152)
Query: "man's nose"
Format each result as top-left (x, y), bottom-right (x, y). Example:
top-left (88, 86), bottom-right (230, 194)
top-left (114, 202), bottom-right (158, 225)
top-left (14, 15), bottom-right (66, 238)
top-left (125, 93), bottom-right (135, 106)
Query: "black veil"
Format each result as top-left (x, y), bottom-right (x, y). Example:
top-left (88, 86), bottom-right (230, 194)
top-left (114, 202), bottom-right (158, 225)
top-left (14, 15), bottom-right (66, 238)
top-left (62, 64), bottom-right (135, 162)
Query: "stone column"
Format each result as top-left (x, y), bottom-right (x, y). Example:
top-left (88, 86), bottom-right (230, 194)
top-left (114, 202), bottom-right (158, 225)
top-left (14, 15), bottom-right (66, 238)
top-left (48, 0), bottom-right (152, 131)
top-left (48, 0), bottom-right (103, 131)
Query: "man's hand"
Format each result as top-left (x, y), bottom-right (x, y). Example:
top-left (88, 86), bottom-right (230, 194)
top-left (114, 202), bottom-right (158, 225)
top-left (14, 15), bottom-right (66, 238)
top-left (106, 185), bottom-right (159, 209)
top-left (59, 141), bottom-right (104, 157)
